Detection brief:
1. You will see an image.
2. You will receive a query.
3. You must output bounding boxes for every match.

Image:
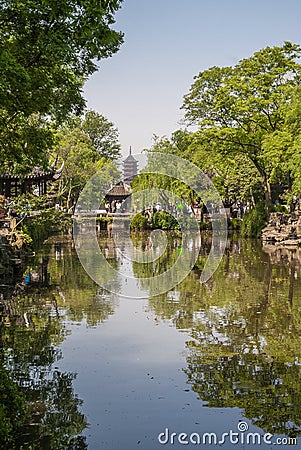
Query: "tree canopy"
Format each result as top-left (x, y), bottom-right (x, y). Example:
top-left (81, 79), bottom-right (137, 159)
top-left (54, 112), bottom-right (121, 212)
top-left (82, 110), bottom-right (121, 160)
top-left (0, 0), bottom-right (123, 172)
top-left (181, 42), bottom-right (301, 211)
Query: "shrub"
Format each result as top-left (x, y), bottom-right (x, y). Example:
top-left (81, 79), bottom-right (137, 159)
top-left (130, 213), bottom-right (149, 230)
top-left (231, 218), bottom-right (242, 230)
top-left (23, 209), bottom-right (72, 246)
top-left (152, 211), bottom-right (179, 230)
top-left (199, 221), bottom-right (212, 231)
top-left (272, 203), bottom-right (288, 213)
top-left (241, 201), bottom-right (267, 238)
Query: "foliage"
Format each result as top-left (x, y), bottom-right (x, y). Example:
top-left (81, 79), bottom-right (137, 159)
top-left (132, 133), bottom-right (198, 206)
top-left (54, 124), bottom-right (121, 212)
top-left (22, 210), bottom-right (72, 245)
top-left (130, 211), bottom-right (181, 231)
top-left (0, 0), bottom-right (123, 172)
top-left (198, 221), bottom-right (211, 231)
top-left (8, 229), bottom-right (33, 249)
top-left (152, 211), bottom-right (179, 230)
top-left (0, 363), bottom-right (27, 449)
top-left (241, 201), bottom-right (268, 238)
top-left (182, 42), bottom-right (301, 212)
top-left (272, 203), bottom-right (289, 213)
top-left (96, 216), bottom-right (113, 231)
top-left (81, 110), bottom-right (121, 160)
top-left (14, 194), bottom-right (53, 212)
top-left (130, 213), bottom-right (149, 230)
top-left (11, 194), bottom-right (72, 245)
top-left (54, 127), bottom-right (101, 211)
top-left (231, 218), bottom-right (242, 230)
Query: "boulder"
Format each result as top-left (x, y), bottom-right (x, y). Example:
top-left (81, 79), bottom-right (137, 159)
top-left (262, 212), bottom-right (301, 245)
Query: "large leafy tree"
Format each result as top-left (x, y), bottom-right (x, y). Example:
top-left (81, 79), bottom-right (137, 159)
top-left (54, 127), bottom-right (104, 211)
top-left (82, 110), bottom-right (121, 160)
top-left (0, 0), bottom-right (123, 172)
top-left (182, 42), bottom-right (301, 212)
top-left (131, 132), bottom-right (203, 207)
top-left (54, 110), bottom-right (121, 211)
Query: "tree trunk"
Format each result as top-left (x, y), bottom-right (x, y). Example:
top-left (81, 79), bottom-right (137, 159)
top-left (66, 181), bottom-right (72, 211)
top-left (249, 156), bottom-right (272, 215)
top-left (262, 174), bottom-right (272, 215)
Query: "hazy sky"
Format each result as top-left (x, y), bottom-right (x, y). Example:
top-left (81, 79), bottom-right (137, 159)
top-left (84, 0), bottom-right (301, 155)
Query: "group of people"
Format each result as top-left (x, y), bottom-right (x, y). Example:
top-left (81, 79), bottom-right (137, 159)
top-left (103, 197), bottom-right (254, 221)
top-left (105, 199), bottom-right (124, 214)
top-left (223, 199), bottom-right (253, 219)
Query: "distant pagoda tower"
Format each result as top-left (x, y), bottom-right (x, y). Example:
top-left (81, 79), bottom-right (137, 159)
top-left (123, 146), bottom-right (138, 183)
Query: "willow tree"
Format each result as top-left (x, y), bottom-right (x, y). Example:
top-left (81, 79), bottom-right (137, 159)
top-left (182, 42), bottom-right (301, 212)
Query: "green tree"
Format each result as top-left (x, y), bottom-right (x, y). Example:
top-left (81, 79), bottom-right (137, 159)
top-left (82, 110), bottom-right (121, 159)
top-left (0, 0), bottom-right (123, 172)
top-left (283, 87), bottom-right (301, 199)
top-left (55, 127), bottom-right (115, 212)
top-left (184, 137), bottom-right (262, 202)
top-left (182, 42), bottom-right (301, 212)
top-left (54, 109), bottom-right (121, 211)
top-left (132, 132), bottom-right (203, 207)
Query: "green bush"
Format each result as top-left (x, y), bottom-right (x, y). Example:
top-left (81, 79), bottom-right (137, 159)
top-left (231, 218), bottom-right (242, 230)
top-left (96, 216), bottom-right (113, 230)
top-left (272, 203), bottom-right (288, 213)
top-left (9, 194), bottom-right (72, 248)
top-left (152, 211), bottom-right (179, 230)
top-left (241, 201), bottom-right (268, 238)
top-left (14, 193), bottom-right (53, 214)
top-left (130, 213), bottom-right (149, 230)
top-left (23, 209), bottom-right (72, 245)
top-left (199, 221), bottom-right (212, 231)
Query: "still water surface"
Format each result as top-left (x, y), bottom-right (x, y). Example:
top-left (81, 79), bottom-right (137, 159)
top-left (2, 234), bottom-right (301, 449)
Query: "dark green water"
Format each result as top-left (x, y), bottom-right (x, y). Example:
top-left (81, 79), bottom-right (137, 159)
top-left (1, 234), bottom-right (301, 449)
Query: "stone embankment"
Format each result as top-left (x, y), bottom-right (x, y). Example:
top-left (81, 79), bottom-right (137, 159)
top-left (262, 212), bottom-right (301, 246)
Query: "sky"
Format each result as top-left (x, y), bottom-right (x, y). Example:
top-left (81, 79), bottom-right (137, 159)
top-left (84, 0), bottom-right (301, 156)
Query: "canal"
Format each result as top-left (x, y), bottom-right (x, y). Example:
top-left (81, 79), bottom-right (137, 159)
top-left (1, 233), bottom-right (301, 449)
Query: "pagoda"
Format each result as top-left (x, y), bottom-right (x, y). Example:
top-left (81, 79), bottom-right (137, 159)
top-left (123, 147), bottom-right (138, 183)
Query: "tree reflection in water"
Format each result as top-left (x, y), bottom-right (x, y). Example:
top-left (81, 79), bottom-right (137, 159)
top-left (0, 243), bottom-right (118, 449)
top-left (1, 235), bottom-right (301, 445)
top-left (144, 236), bottom-right (301, 438)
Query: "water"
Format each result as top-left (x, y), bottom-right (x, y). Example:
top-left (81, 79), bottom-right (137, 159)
top-left (1, 234), bottom-right (301, 449)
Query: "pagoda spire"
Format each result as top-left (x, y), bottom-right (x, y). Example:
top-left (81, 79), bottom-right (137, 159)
top-left (123, 146), bottom-right (138, 183)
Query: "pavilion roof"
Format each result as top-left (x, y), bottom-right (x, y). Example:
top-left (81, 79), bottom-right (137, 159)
top-left (106, 182), bottom-right (132, 198)
top-left (0, 162), bottom-right (64, 182)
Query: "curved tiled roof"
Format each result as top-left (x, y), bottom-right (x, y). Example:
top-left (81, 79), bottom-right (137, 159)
top-left (123, 154), bottom-right (137, 163)
top-left (106, 182), bottom-right (132, 198)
